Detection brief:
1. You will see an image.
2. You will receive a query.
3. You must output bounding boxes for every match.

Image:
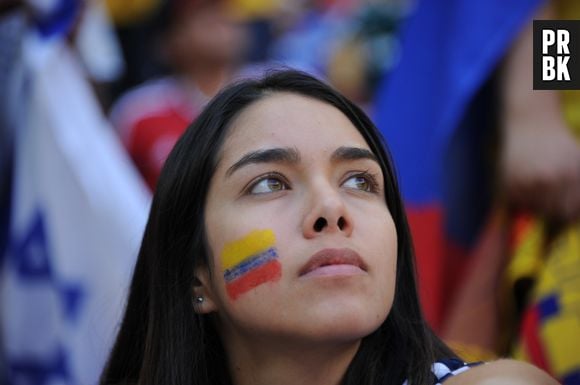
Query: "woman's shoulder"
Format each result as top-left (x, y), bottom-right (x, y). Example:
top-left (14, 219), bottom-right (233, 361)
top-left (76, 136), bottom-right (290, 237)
top-left (442, 359), bottom-right (559, 385)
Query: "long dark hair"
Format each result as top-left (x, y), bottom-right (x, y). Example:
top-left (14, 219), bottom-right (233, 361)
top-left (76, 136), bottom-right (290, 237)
top-left (100, 70), bottom-right (456, 385)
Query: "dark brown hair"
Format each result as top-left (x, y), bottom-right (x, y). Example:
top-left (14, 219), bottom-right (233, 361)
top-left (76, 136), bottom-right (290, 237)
top-left (100, 69), bottom-right (456, 385)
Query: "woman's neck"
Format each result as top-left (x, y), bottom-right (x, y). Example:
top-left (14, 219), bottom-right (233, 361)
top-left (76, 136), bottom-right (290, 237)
top-left (224, 334), bottom-right (361, 385)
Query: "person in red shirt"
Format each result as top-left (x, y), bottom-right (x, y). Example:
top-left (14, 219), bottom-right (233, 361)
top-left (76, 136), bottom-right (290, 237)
top-left (110, 0), bottom-right (248, 190)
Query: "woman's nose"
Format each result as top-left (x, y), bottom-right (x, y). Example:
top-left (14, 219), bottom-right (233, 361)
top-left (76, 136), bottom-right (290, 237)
top-left (302, 184), bottom-right (353, 239)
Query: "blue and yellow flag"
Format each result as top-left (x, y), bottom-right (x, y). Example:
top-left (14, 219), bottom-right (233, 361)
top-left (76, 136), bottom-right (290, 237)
top-left (372, 0), bottom-right (542, 329)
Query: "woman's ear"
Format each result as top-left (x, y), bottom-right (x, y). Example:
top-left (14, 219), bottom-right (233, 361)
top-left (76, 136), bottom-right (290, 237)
top-left (192, 265), bottom-right (219, 314)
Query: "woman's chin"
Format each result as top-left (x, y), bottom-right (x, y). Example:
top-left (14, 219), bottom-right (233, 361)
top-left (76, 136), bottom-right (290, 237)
top-left (294, 300), bottom-right (389, 343)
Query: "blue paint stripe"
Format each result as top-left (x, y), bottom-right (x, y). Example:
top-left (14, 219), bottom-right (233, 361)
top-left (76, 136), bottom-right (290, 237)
top-left (223, 248), bottom-right (278, 282)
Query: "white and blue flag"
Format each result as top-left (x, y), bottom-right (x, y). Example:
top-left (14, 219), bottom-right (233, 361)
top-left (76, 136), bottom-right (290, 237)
top-left (0, 32), bottom-right (150, 385)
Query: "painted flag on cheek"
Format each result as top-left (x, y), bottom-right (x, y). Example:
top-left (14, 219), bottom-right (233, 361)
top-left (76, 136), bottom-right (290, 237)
top-left (221, 230), bottom-right (282, 300)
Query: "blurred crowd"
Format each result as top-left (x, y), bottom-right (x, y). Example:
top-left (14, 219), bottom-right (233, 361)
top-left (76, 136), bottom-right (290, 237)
top-left (96, 0), bottom-right (411, 190)
top-left (0, 0), bottom-right (579, 384)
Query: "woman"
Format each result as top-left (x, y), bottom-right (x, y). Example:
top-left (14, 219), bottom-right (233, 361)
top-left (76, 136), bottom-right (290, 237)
top-left (100, 70), bottom-right (556, 385)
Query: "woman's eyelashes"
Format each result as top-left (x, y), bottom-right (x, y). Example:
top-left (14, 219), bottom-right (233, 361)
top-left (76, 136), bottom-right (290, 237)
top-left (246, 172), bottom-right (291, 195)
top-left (244, 170), bottom-right (381, 196)
top-left (341, 171), bottom-right (381, 194)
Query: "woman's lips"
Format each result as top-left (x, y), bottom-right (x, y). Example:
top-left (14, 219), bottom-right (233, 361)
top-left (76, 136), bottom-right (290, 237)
top-left (299, 248), bottom-right (367, 278)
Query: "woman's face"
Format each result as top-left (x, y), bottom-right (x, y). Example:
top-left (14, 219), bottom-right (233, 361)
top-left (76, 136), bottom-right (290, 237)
top-left (201, 92), bottom-right (397, 347)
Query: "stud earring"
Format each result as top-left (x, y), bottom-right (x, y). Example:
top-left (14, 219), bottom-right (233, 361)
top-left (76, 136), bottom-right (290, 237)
top-left (195, 296), bottom-right (204, 304)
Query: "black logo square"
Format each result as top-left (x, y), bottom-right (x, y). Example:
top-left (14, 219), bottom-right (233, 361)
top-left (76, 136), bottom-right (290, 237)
top-left (533, 20), bottom-right (580, 90)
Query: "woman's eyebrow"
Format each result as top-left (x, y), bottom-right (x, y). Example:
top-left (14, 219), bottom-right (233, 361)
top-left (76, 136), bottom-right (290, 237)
top-left (331, 146), bottom-right (378, 163)
top-left (225, 147), bottom-right (300, 178)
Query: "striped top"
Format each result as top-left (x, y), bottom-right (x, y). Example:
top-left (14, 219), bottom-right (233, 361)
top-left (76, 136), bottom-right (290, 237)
top-left (402, 359), bottom-right (483, 385)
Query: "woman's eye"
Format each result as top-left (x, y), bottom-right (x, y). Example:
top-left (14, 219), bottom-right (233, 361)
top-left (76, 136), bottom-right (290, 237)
top-left (342, 173), bottom-right (378, 193)
top-left (249, 177), bottom-right (289, 194)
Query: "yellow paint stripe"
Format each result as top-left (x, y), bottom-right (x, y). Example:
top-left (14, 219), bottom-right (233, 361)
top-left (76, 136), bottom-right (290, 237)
top-left (221, 229), bottom-right (276, 270)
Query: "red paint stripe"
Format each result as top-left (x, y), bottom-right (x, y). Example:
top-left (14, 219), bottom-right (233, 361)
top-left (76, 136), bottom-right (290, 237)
top-left (521, 306), bottom-right (551, 373)
top-left (226, 260), bottom-right (282, 300)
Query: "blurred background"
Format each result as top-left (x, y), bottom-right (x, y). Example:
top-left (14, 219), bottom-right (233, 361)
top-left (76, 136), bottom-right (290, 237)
top-left (0, 0), bottom-right (579, 383)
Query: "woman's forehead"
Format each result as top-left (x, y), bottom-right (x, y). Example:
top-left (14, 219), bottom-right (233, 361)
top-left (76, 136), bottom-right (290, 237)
top-left (218, 92), bottom-right (371, 165)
